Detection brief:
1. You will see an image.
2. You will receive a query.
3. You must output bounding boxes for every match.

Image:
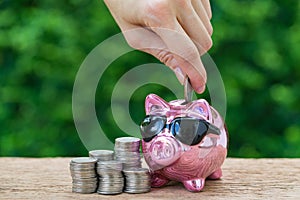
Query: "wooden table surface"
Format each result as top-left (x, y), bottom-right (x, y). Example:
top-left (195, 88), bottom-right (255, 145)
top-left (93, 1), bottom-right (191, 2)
top-left (0, 158), bottom-right (299, 199)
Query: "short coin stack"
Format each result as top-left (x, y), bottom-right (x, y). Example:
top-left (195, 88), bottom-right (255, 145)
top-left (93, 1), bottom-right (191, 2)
top-left (123, 168), bottom-right (151, 193)
top-left (70, 157), bottom-right (98, 194)
top-left (89, 150), bottom-right (114, 161)
top-left (114, 137), bottom-right (142, 169)
top-left (97, 160), bottom-right (124, 194)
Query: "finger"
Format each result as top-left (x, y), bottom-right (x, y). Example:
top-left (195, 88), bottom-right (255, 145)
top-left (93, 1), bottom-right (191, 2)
top-left (200, 0), bottom-right (212, 19)
top-left (152, 23), bottom-right (207, 93)
top-left (176, 3), bottom-right (212, 55)
top-left (191, 0), bottom-right (213, 35)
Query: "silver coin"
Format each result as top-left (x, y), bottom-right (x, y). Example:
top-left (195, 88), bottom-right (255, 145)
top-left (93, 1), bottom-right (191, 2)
top-left (70, 166), bottom-right (95, 171)
top-left (71, 173), bottom-right (97, 178)
top-left (123, 168), bottom-right (149, 173)
top-left (184, 76), bottom-right (193, 104)
top-left (71, 175), bottom-right (97, 179)
top-left (70, 162), bottom-right (96, 166)
top-left (99, 178), bottom-right (124, 182)
top-left (97, 160), bottom-right (123, 171)
top-left (125, 183), bottom-right (151, 188)
top-left (72, 183), bottom-right (97, 188)
top-left (114, 151), bottom-right (140, 155)
top-left (70, 171), bottom-right (96, 176)
top-left (72, 184), bottom-right (97, 189)
top-left (97, 185), bottom-right (123, 189)
top-left (124, 188), bottom-right (151, 194)
top-left (99, 182), bottom-right (124, 187)
top-left (70, 170), bottom-right (96, 174)
top-left (115, 137), bottom-right (140, 144)
top-left (72, 187), bottom-right (97, 194)
top-left (98, 186), bottom-right (123, 190)
top-left (115, 143), bottom-right (140, 147)
top-left (125, 178), bottom-right (150, 182)
top-left (99, 174), bottom-right (123, 179)
top-left (97, 166), bottom-right (123, 171)
top-left (72, 182), bottom-right (98, 185)
top-left (115, 156), bottom-right (140, 161)
top-left (114, 148), bottom-right (140, 153)
top-left (71, 157), bottom-right (97, 164)
top-left (89, 150), bottom-right (114, 161)
top-left (97, 190), bottom-right (123, 195)
top-left (70, 162), bottom-right (95, 166)
top-left (70, 165), bottom-right (95, 170)
top-left (70, 168), bottom-right (96, 172)
top-left (125, 185), bottom-right (151, 189)
top-left (122, 163), bottom-right (142, 169)
top-left (72, 176), bottom-right (98, 181)
top-left (97, 168), bottom-right (123, 173)
top-left (97, 160), bottom-right (123, 166)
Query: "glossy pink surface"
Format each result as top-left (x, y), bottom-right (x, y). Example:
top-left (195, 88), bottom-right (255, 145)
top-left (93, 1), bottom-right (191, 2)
top-left (142, 94), bottom-right (228, 192)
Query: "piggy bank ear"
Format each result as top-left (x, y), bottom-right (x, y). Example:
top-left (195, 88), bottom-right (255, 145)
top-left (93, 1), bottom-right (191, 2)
top-left (186, 99), bottom-right (212, 121)
top-left (145, 94), bottom-right (169, 114)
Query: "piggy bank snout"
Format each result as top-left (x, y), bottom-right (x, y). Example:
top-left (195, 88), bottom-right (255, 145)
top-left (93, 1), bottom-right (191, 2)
top-left (149, 136), bottom-right (182, 167)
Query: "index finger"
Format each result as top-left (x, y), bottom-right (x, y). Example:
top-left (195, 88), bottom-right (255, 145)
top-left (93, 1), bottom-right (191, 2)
top-left (152, 25), bottom-right (207, 93)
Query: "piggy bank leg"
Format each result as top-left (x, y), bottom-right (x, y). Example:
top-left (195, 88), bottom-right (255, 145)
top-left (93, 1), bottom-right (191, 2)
top-left (151, 172), bottom-right (170, 187)
top-left (183, 178), bottom-right (205, 192)
top-left (207, 168), bottom-right (223, 180)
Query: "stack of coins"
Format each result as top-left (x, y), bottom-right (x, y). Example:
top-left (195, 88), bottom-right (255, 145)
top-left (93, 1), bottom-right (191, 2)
top-left (96, 160), bottom-right (124, 194)
top-left (114, 137), bottom-right (142, 169)
top-left (70, 157), bottom-right (98, 193)
top-left (123, 168), bottom-right (151, 193)
top-left (89, 150), bottom-right (114, 161)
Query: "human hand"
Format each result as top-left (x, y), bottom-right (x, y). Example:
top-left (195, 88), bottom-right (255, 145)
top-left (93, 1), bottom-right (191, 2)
top-left (104, 0), bottom-right (213, 93)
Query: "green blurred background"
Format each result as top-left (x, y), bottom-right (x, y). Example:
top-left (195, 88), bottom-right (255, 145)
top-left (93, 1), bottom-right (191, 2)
top-left (0, 0), bottom-right (299, 157)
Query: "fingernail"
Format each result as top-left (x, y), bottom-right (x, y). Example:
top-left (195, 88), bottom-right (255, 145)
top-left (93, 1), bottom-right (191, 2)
top-left (174, 67), bottom-right (185, 85)
top-left (196, 85), bottom-right (206, 93)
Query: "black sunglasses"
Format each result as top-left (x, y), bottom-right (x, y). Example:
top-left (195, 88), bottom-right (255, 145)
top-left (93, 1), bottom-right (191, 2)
top-left (140, 115), bottom-right (221, 146)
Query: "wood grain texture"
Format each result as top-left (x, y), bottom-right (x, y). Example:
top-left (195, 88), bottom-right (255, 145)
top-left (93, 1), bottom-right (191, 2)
top-left (0, 158), bottom-right (299, 199)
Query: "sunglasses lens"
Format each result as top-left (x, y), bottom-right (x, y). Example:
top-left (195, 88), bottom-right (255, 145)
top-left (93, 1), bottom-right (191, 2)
top-left (140, 115), bottom-right (166, 142)
top-left (170, 118), bottom-right (212, 145)
top-left (191, 120), bottom-right (209, 145)
top-left (171, 118), bottom-right (202, 146)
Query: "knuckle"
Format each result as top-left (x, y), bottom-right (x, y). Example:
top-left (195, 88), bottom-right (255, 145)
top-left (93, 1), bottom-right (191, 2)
top-left (208, 25), bottom-right (213, 36)
top-left (207, 11), bottom-right (212, 20)
top-left (144, 0), bottom-right (172, 26)
top-left (205, 38), bottom-right (213, 50)
top-left (175, 0), bottom-right (190, 9)
top-left (157, 50), bottom-right (175, 66)
top-left (198, 37), bottom-right (212, 53)
top-left (184, 46), bottom-right (200, 63)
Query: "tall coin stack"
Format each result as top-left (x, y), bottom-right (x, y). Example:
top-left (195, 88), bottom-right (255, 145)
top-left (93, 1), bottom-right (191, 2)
top-left (114, 137), bottom-right (142, 169)
top-left (96, 160), bottom-right (124, 194)
top-left (70, 157), bottom-right (98, 194)
top-left (123, 168), bottom-right (151, 193)
top-left (89, 150), bottom-right (114, 161)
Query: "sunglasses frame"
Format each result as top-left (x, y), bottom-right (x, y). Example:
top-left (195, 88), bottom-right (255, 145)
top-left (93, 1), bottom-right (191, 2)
top-left (140, 115), bottom-right (221, 145)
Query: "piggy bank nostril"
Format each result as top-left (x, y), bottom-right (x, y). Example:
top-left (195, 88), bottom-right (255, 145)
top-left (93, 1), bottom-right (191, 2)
top-left (164, 145), bottom-right (172, 157)
top-left (152, 142), bottom-right (173, 160)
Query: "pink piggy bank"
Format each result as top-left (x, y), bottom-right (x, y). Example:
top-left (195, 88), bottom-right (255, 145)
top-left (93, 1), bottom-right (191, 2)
top-left (140, 94), bottom-right (228, 192)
